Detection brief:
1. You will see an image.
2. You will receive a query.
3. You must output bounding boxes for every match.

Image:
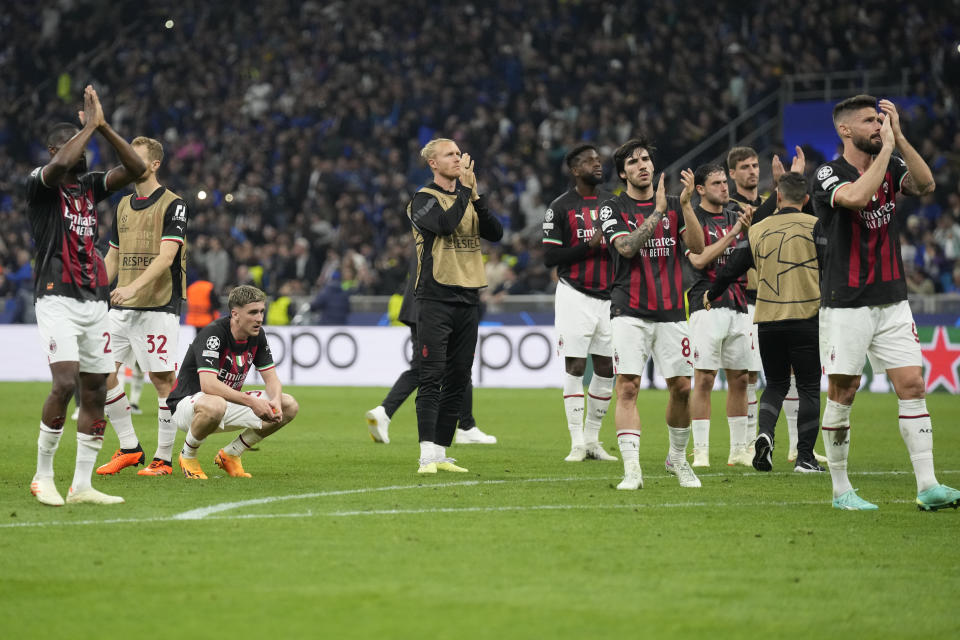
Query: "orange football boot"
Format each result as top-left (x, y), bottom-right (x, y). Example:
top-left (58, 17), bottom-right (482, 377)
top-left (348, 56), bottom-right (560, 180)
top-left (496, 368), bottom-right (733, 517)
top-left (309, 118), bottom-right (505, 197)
top-left (214, 449), bottom-right (252, 478)
top-left (178, 454), bottom-right (208, 480)
top-left (96, 447), bottom-right (145, 475)
top-left (137, 458), bottom-right (173, 476)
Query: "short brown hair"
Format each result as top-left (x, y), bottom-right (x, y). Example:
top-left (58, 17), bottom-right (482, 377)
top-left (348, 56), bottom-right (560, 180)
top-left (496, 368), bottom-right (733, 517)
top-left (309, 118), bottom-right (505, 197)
top-left (777, 172), bottom-right (808, 204)
top-left (132, 136), bottom-right (164, 164)
top-left (228, 285), bottom-right (266, 310)
top-left (727, 146), bottom-right (757, 171)
top-left (832, 94), bottom-right (877, 128)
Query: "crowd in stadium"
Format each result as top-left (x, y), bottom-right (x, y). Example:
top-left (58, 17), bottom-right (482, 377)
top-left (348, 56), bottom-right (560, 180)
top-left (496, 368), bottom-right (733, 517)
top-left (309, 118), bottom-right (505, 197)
top-left (2, 0), bottom-right (960, 323)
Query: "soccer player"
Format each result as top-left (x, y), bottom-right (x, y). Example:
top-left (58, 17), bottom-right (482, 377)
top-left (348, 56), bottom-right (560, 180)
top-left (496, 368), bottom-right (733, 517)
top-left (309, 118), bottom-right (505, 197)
top-left (96, 136), bottom-right (188, 477)
top-left (704, 172), bottom-right (825, 472)
top-left (26, 85), bottom-right (147, 505)
top-left (365, 255), bottom-right (496, 445)
top-left (542, 144), bottom-right (616, 462)
top-left (166, 285), bottom-right (298, 479)
top-left (408, 139), bottom-right (503, 474)
top-left (686, 164), bottom-right (753, 468)
top-left (726, 147), bottom-right (764, 447)
top-left (598, 138), bottom-right (705, 489)
top-left (813, 95), bottom-right (960, 511)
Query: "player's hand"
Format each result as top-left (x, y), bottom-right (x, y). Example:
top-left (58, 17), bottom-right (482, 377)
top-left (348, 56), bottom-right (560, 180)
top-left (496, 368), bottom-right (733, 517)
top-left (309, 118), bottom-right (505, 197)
top-left (736, 205), bottom-right (753, 230)
top-left (79, 86), bottom-right (96, 129)
top-left (110, 284), bottom-right (138, 306)
top-left (459, 152), bottom-right (476, 189)
top-left (702, 291), bottom-right (712, 310)
top-left (878, 99), bottom-right (902, 140)
top-left (789, 145), bottom-right (806, 174)
top-left (679, 168), bottom-right (695, 205)
top-left (654, 173), bottom-right (667, 212)
top-left (879, 110), bottom-right (895, 149)
top-left (587, 227), bottom-right (603, 248)
top-left (771, 154), bottom-right (785, 185)
top-left (84, 85), bottom-right (106, 129)
top-left (268, 397), bottom-right (283, 423)
top-left (250, 395), bottom-right (280, 423)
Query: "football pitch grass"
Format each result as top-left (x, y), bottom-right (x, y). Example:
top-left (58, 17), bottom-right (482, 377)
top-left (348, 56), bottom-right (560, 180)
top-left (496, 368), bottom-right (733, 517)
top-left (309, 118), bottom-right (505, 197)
top-left (1, 383), bottom-right (958, 639)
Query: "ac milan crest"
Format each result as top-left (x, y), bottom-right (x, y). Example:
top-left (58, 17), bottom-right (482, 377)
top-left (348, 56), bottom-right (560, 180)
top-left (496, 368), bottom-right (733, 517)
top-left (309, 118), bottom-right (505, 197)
top-left (422, 344), bottom-right (429, 358)
top-left (49, 338), bottom-right (57, 354)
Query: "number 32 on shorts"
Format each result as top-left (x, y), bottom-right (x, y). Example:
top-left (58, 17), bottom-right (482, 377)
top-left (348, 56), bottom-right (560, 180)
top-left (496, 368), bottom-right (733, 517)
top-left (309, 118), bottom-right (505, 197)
top-left (146, 334), bottom-right (168, 354)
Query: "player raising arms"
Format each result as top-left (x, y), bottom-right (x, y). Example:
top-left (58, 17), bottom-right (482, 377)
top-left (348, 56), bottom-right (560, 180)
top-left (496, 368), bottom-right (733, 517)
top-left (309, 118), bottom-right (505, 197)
top-left (26, 85), bottom-right (147, 505)
top-left (542, 144), bottom-right (617, 462)
top-left (814, 95), bottom-right (960, 511)
top-left (166, 285), bottom-right (299, 479)
top-left (96, 136), bottom-right (188, 477)
top-left (598, 138), bottom-right (704, 490)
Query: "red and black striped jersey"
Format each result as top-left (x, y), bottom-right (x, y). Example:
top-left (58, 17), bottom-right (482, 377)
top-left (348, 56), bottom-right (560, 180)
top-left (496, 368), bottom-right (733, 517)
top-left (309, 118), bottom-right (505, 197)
top-left (686, 205), bottom-right (748, 314)
top-left (812, 156), bottom-right (909, 308)
top-left (166, 317), bottom-right (276, 413)
top-left (599, 193), bottom-right (688, 321)
top-left (25, 168), bottom-right (112, 302)
top-left (542, 188), bottom-right (614, 299)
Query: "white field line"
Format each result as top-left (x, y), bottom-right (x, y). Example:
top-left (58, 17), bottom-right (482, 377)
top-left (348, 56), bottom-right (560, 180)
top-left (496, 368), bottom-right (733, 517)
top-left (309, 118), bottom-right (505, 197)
top-left (0, 499), bottom-right (921, 529)
top-left (3, 469), bottom-right (954, 530)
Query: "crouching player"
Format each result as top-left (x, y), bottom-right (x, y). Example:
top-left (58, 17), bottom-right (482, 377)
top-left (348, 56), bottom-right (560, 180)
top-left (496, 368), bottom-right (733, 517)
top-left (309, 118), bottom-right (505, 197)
top-left (166, 285), bottom-right (298, 479)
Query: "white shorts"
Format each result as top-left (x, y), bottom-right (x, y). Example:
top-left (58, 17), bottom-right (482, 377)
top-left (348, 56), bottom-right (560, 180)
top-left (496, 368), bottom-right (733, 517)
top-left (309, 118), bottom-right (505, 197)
top-left (36, 296), bottom-right (114, 373)
top-left (555, 279), bottom-right (613, 358)
top-left (819, 301), bottom-right (921, 375)
top-left (612, 316), bottom-right (693, 378)
top-left (109, 308), bottom-right (180, 372)
top-left (689, 307), bottom-right (754, 371)
top-left (746, 303), bottom-right (763, 372)
top-left (172, 391), bottom-right (269, 433)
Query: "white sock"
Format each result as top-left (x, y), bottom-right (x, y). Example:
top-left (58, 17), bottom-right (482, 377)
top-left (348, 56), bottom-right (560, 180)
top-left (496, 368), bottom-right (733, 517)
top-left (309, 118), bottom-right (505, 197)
top-left (785, 375), bottom-right (799, 451)
top-left (563, 373), bottom-right (585, 447)
top-left (898, 398), bottom-right (937, 493)
top-left (224, 429), bottom-right (264, 457)
top-left (180, 431), bottom-right (205, 459)
top-left (130, 372), bottom-right (144, 406)
top-left (155, 397), bottom-right (176, 462)
top-left (617, 431), bottom-right (640, 471)
top-left (71, 432), bottom-right (104, 493)
top-left (746, 382), bottom-right (758, 440)
top-left (105, 383), bottom-right (139, 450)
top-left (822, 399), bottom-right (853, 498)
top-left (434, 443), bottom-right (446, 460)
top-left (36, 422), bottom-right (63, 479)
top-left (584, 374), bottom-right (614, 445)
top-left (692, 419), bottom-right (710, 452)
top-left (419, 441), bottom-right (435, 462)
top-left (728, 415), bottom-right (748, 453)
top-left (668, 426), bottom-right (691, 461)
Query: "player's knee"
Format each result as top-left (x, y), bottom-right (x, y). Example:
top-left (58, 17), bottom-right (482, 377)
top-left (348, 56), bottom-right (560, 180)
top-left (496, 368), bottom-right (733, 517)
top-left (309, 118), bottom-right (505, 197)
top-left (667, 377), bottom-right (691, 402)
top-left (694, 370), bottom-right (716, 390)
top-left (592, 356), bottom-right (614, 378)
top-left (616, 375), bottom-right (641, 402)
top-left (50, 377), bottom-right (77, 403)
top-left (895, 376), bottom-right (926, 400)
top-left (149, 371), bottom-right (175, 396)
top-left (196, 395), bottom-right (227, 421)
top-left (281, 394), bottom-right (299, 421)
top-left (565, 358), bottom-right (587, 377)
top-left (726, 369), bottom-right (748, 389)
